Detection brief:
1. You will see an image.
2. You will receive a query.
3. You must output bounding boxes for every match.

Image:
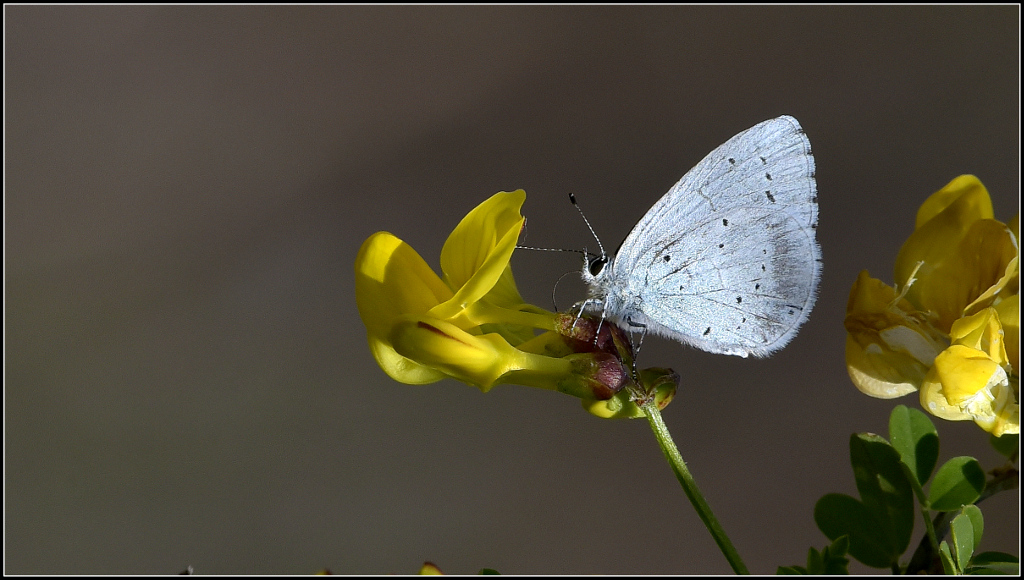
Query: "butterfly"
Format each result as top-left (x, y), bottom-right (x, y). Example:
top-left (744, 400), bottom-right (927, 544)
top-left (580, 115), bottom-right (820, 358)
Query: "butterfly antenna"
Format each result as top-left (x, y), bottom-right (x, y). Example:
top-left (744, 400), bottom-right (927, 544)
top-left (516, 217), bottom-right (587, 256)
top-left (515, 245), bottom-right (587, 255)
top-left (569, 193), bottom-right (606, 260)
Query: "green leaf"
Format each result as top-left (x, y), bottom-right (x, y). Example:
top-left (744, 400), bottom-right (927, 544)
top-left (989, 433), bottom-right (1019, 458)
top-left (850, 434), bottom-right (915, 556)
top-left (813, 434), bottom-right (914, 569)
top-left (960, 504), bottom-right (984, 547)
top-left (939, 541), bottom-right (958, 575)
top-left (951, 511), bottom-right (976, 570)
top-left (815, 493), bottom-right (899, 569)
top-left (478, 569), bottom-right (500, 575)
top-left (969, 551), bottom-right (1018, 565)
top-left (820, 536), bottom-right (851, 575)
top-left (889, 405), bottom-right (939, 486)
top-left (966, 551), bottom-right (1019, 575)
top-left (806, 547), bottom-right (824, 573)
top-left (778, 537), bottom-right (850, 575)
top-left (929, 456), bottom-right (985, 511)
top-left (829, 535), bottom-right (851, 554)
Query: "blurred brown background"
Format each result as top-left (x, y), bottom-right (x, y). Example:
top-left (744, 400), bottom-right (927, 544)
top-left (6, 6), bottom-right (1018, 575)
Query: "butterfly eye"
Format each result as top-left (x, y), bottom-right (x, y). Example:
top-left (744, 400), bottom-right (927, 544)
top-left (588, 256), bottom-right (608, 277)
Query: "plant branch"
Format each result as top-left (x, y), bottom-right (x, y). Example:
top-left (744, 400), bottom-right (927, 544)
top-left (642, 400), bottom-right (749, 574)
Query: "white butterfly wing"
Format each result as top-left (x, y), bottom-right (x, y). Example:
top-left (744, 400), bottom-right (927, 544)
top-left (609, 115), bottom-right (820, 357)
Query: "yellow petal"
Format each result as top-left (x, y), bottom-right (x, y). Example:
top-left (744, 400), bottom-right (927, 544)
top-left (355, 232), bottom-right (453, 338)
top-left (846, 336), bottom-right (926, 398)
top-left (389, 318), bottom-right (511, 391)
top-left (471, 264), bottom-right (554, 347)
top-left (994, 294), bottom-right (1019, 373)
top-left (895, 177), bottom-right (999, 328)
top-left (355, 232), bottom-right (459, 384)
top-left (899, 218), bottom-right (1016, 332)
top-left (949, 308), bottom-right (1008, 366)
top-left (440, 190), bottom-right (525, 289)
top-left (387, 317), bottom-right (575, 393)
top-left (846, 269), bottom-right (901, 314)
top-left (419, 562), bottom-right (444, 575)
top-left (483, 263), bottom-right (531, 312)
top-left (964, 248), bottom-right (1018, 317)
top-left (920, 366), bottom-right (973, 422)
top-left (988, 397), bottom-right (1020, 437)
top-left (433, 190), bottom-right (526, 320)
top-left (913, 175), bottom-right (993, 230)
top-left (928, 345), bottom-right (1019, 436)
top-left (933, 344), bottom-right (1003, 406)
top-left (960, 219), bottom-right (1019, 309)
top-left (844, 271), bottom-right (945, 398)
top-left (368, 333), bottom-right (446, 384)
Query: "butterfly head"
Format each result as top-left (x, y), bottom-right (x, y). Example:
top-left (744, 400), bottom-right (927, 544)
top-left (580, 250), bottom-right (610, 285)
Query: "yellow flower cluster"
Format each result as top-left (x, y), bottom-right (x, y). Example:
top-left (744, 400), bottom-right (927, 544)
top-left (845, 176), bottom-right (1019, 436)
top-left (354, 190), bottom-right (675, 418)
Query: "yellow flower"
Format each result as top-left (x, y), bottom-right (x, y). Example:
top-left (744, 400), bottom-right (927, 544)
top-left (354, 190), bottom-right (676, 417)
top-left (844, 176), bottom-right (1019, 436)
top-left (418, 562), bottom-right (443, 575)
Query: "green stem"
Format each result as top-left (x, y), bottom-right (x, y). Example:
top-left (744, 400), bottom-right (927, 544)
top-left (920, 499), bottom-right (940, 560)
top-left (642, 400), bottom-right (749, 574)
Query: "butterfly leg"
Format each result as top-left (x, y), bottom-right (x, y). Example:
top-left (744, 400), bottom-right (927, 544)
top-left (572, 300), bottom-right (588, 330)
top-left (572, 298), bottom-right (608, 347)
top-left (593, 300), bottom-right (607, 344)
top-left (624, 317), bottom-right (648, 379)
